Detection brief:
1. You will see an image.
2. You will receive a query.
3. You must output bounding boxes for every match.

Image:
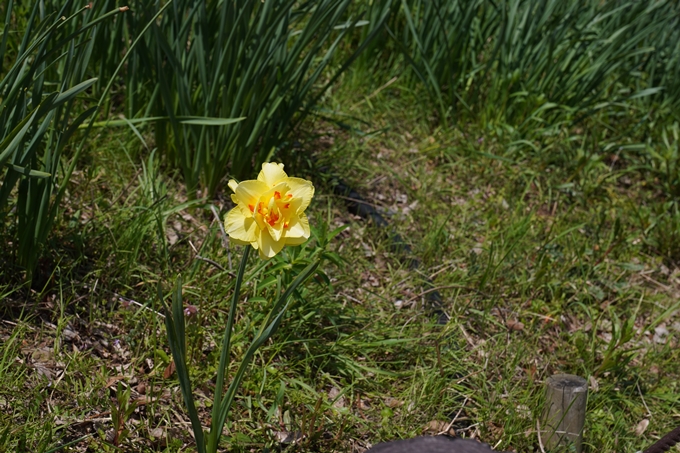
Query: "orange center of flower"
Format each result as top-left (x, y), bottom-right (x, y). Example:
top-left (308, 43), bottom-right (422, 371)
top-left (256, 190), bottom-right (292, 228)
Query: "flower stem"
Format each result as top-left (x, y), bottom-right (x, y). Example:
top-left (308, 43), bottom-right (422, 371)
top-left (207, 246), bottom-right (251, 453)
top-left (215, 257), bottom-right (322, 438)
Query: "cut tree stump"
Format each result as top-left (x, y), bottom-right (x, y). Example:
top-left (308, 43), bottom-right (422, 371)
top-left (542, 374), bottom-right (588, 453)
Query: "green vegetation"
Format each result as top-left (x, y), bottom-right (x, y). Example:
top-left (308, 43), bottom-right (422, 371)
top-left (91, 0), bottom-right (379, 197)
top-left (0, 1), bottom-right (126, 275)
top-left (362, 0), bottom-right (680, 127)
top-left (1, 0), bottom-right (679, 452)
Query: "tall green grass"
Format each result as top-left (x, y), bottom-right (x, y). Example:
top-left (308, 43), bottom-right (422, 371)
top-left (371, 0), bottom-right (680, 129)
top-left (629, 4), bottom-right (680, 112)
top-left (93, 0), bottom-right (384, 198)
top-left (0, 1), bottom-right (126, 276)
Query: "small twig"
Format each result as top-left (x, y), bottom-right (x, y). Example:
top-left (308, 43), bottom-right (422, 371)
top-left (440, 397), bottom-right (469, 435)
top-left (337, 292), bottom-right (363, 305)
top-left (115, 293), bottom-right (165, 318)
top-left (196, 255), bottom-right (225, 271)
top-left (188, 239), bottom-right (235, 277)
top-left (524, 311), bottom-right (557, 323)
top-left (454, 370), bottom-right (481, 385)
top-left (350, 76), bottom-right (398, 111)
top-left (459, 324), bottom-right (476, 348)
top-left (639, 272), bottom-right (672, 291)
top-left (211, 205), bottom-right (232, 270)
top-left (366, 174), bottom-right (387, 188)
top-left (637, 382), bottom-right (653, 419)
top-left (428, 262), bottom-right (459, 279)
top-left (536, 419), bottom-right (546, 453)
top-left (2, 320), bottom-right (37, 330)
top-left (398, 314), bottom-right (420, 336)
top-left (456, 423), bottom-right (479, 432)
top-left (210, 205), bottom-right (229, 246)
top-left (195, 256), bottom-right (236, 278)
top-left (84, 410), bottom-right (112, 421)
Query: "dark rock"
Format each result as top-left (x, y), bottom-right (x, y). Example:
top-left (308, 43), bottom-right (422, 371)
top-left (366, 436), bottom-right (501, 453)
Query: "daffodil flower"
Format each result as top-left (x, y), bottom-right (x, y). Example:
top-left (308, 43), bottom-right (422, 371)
top-left (224, 162), bottom-right (314, 259)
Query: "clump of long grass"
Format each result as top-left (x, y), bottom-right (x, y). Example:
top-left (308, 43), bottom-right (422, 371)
top-left (91, 0), bottom-right (384, 198)
top-left (369, 0), bottom-right (680, 130)
top-left (0, 1), bottom-right (126, 276)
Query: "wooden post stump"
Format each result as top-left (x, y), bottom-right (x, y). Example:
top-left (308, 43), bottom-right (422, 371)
top-left (542, 374), bottom-right (587, 453)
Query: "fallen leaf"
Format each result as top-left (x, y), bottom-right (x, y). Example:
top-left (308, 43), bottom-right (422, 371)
top-left (31, 347), bottom-right (53, 362)
top-left (105, 376), bottom-right (125, 388)
top-left (54, 417), bottom-right (68, 426)
top-left (423, 420), bottom-right (455, 436)
top-left (163, 360), bottom-right (176, 379)
top-left (274, 430), bottom-right (305, 444)
top-left (34, 364), bottom-right (54, 381)
top-left (383, 397), bottom-right (403, 408)
top-left (506, 320), bottom-right (524, 331)
top-left (654, 325), bottom-right (669, 344)
top-left (328, 386), bottom-right (346, 408)
top-left (133, 395), bottom-right (157, 405)
top-left (358, 398), bottom-right (371, 410)
top-left (62, 329), bottom-right (79, 342)
top-left (635, 419), bottom-right (649, 436)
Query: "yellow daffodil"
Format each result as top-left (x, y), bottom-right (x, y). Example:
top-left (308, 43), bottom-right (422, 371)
top-left (224, 162), bottom-right (314, 259)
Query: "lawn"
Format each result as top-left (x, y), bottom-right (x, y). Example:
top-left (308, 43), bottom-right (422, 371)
top-left (1, 1), bottom-right (680, 452)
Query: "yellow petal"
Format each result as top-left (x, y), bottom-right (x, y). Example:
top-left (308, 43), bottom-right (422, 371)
top-left (270, 181), bottom-right (291, 196)
top-left (284, 236), bottom-right (308, 246)
top-left (257, 229), bottom-right (285, 259)
top-left (257, 162), bottom-right (288, 188)
top-left (225, 208), bottom-right (258, 243)
top-left (234, 180), bottom-right (269, 206)
top-left (237, 203), bottom-right (253, 217)
top-left (253, 211), bottom-right (267, 231)
top-left (229, 237), bottom-right (251, 246)
top-left (229, 193), bottom-right (252, 218)
top-left (228, 179), bottom-right (238, 192)
top-left (286, 177), bottom-right (314, 213)
top-left (266, 221), bottom-right (284, 242)
top-left (284, 213), bottom-right (310, 240)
